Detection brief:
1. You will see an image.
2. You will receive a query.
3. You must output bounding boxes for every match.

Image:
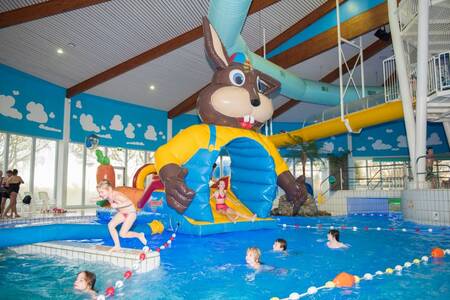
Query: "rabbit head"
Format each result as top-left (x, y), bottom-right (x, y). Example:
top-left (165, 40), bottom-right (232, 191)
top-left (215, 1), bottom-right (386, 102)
top-left (197, 17), bottom-right (280, 130)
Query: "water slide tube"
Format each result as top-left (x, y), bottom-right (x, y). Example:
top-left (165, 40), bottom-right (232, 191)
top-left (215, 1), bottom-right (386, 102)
top-left (269, 100), bottom-right (404, 148)
top-left (208, 0), bottom-right (383, 105)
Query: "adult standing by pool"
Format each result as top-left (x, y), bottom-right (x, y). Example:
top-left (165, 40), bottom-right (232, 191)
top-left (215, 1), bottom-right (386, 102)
top-left (2, 169), bottom-right (23, 218)
top-left (0, 170), bottom-right (12, 218)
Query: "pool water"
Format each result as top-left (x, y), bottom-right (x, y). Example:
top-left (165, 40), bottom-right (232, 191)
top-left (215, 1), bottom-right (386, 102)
top-left (0, 214), bottom-right (449, 299)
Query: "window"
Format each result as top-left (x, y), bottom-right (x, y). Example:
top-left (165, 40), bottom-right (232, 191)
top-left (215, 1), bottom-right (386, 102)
top-left (66, 143), bottom-right (84, 206)
top-left (127, 150), bottom-right (147, 186)
top-left (107, 147), bottom-right (126, 186)
top-left (34, 138), bottom-right (57, 199)
top-left (85, 147), bottom-right (105, 205)
top-left (0, 132), bottom-right (5, 173)
top-left (8, 134), bottom-right (32, 193)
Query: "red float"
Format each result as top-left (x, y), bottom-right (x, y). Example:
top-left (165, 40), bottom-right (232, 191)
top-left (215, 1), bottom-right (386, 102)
top-left (124, 270), bottom-right (132, 279)
top-left (139, 253), bottom-right (146, 261)
top-left (333, 272), bottom-right (355, 288)
top-left (105, 287), bottom-right (115, 297)
top-left (431, 247), bottom-right (445, 258)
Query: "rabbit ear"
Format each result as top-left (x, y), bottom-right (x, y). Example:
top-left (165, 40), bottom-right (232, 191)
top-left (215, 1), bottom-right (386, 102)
top-left (202, 16), bottom-right (229, 70)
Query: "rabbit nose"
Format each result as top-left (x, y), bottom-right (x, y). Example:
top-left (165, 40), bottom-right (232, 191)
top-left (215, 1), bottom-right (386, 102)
top-left (251, 98), bottom-right (261, 107)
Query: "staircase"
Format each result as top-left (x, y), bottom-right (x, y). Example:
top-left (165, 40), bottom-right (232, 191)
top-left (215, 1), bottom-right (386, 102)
top-left (384, 0), bottom-right (450, 122)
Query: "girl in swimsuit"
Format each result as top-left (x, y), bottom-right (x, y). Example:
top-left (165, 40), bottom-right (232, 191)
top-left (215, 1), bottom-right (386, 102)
top-left (97, 180), bottom-right (147, 252)
top-left (214, 179), bottom-right (256, 223)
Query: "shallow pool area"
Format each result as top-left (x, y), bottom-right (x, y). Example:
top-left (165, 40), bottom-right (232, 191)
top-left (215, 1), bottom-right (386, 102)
top-left (0, 214), bottom-right (449, 300)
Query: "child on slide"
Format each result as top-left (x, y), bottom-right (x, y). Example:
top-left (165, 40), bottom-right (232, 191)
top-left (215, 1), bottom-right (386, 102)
top-left (97, 180), bottom-right (147, 252)
top-left (214, 179), bottom-right (256, 223)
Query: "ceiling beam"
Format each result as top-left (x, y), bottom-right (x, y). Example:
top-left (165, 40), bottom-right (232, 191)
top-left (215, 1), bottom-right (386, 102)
top-left (273, 38), bottom-right (392, 119)
top-left (66, 0), bottom-right (280, 98)
top-left (255, 0), bottom-right (344, 56)
top-left (0, 0), bottom-right (110, 29)
top-left (169, 0), bottom-right (341, 119)
top-left (270, 2), bottom-right (389, 69)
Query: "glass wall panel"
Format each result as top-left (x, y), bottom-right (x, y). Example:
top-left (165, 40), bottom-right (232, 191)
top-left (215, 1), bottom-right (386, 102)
top-left (8, 134), bottom-right (32, 193)
top-left (34, 139), bottom-right (57, 199)
top-left (127, 150), bottom-right (147, 186)
top-left (85, 147), bottom-right (105, 205)
top-left (67, 143), bottom-right (84, 206)
top-left (0, 132), bottom-right (5, 173)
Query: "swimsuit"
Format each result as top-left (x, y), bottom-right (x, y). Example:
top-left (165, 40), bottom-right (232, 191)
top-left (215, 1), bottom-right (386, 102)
top-left (8, 183), bottom-right (20, 194)
top-left (118, 203), bottom-right (136, 219)
top-left (215, 192), bottom-right (229, 211)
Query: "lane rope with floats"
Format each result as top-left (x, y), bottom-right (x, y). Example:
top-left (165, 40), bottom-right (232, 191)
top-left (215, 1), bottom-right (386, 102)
top-left (96, 224), bottom-right (179, 300)
top-left (270, 248), bottom-right (449, 300)
top-left (279, 223), bottom-right (448, 234)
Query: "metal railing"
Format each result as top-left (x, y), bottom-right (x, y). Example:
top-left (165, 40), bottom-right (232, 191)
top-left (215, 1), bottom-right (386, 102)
top-left (383, 51), bottom-right (450, 102)
top-left (302, 92), bottom-right (387, 126)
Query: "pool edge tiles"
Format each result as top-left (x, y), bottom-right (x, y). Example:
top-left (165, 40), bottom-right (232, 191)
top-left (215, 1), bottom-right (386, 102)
top-left (11, 241), bottom-right (160, 273)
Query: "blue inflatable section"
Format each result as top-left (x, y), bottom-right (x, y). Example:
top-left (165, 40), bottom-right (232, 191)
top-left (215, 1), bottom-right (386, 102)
top-left (226, 138), bottom-right (276, 218)
top-left (178, 126), bottom-right (278, 223)
top-left (0, 224), bottom-right (109, 248)
top-left (182, 126), bottom-right (219, 222)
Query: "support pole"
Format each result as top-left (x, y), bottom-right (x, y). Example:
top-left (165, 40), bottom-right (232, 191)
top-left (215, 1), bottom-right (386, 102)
top-left (415, 0), bottom-right (429, 187)
top-left (387, 0), bottom-right (416, 182)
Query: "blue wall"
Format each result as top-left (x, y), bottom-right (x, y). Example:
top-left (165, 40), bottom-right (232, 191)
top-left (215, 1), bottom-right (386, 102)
top-left (0, 64), bottom-right (65, 139)
top-left (70, 93), bottom-right (167, 151)
top-left (352, 120), bottom-right (449, 157)
top-left (268, 0), bottom-right (385, 58)
top-left (172, 114), bottom-right (201, 136)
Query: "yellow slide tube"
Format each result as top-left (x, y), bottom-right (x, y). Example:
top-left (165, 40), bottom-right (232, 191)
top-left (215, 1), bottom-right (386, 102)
top-left (269, 100), bottom-right (404, 148)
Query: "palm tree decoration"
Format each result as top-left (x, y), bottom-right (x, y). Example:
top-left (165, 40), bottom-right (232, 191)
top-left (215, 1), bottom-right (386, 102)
top-left (286, 133), bottom-right (323, 177)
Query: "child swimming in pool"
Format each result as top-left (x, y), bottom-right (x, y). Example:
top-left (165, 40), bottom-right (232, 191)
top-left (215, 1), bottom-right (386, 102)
top-left (273, 238), bottom-right (287, 252)
top-left (246, 247), bottom-right (263, 270)
top-left (327, 229), bottom-right (347, 249)
top-left (214, 179), bottom-right (256, 223)
top-left (74, 271), bottom-right (97, 298)
top-left (97, 180), bottom-right (147, 252)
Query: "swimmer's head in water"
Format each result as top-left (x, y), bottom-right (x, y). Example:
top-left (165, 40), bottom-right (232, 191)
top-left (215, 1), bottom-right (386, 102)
top-left (74, 271), bottom-right (96, 292)
top-left (328, 229), bottom-right (340, 242)
top-left (246, 247), bottom-right (261, 264)
top-left (273, 238), bottom-right (287, 251)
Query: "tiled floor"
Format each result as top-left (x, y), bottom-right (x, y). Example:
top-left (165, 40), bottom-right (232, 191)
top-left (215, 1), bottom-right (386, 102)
top-left (12, 241), bottom-right (160, 273)
top-left (0, 209), bottom-right (98, 228)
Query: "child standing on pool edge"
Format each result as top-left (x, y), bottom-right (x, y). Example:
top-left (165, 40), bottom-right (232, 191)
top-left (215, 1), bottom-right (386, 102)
top-left (214, 179), bottom-right (256, 223)
top-left (97, 180), bottom-right (147, 252)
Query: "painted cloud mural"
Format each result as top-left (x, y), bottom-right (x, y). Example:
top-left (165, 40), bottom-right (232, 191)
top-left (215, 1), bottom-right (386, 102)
top-left (0, 95), bottom-right (23, 120)
top-left (80, 113), bottom-right (100, 133)
top-left (26, 101), bottom-right (48, 123)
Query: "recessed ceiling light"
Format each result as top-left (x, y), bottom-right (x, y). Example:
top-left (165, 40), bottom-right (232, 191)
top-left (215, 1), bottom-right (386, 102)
top-left (149, 85), bottom-right (155, 90)
top-left (57, 48), bottom-right (64, 54)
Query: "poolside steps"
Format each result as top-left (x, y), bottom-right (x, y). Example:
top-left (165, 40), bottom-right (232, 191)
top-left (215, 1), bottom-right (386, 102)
top-left (11, 241), bottom-right (159, 273)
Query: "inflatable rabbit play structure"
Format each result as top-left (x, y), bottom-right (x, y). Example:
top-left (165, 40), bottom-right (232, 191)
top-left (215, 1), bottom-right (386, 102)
top-left (152, 17), bottom-right (306, 235)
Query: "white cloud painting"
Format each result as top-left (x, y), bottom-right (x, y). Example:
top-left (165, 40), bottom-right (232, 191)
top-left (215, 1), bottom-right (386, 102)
top-left (80, 113), bottom-right (100, 132)
top-left (319, 142), bottom-right (334, 154)
top-left (125, 123), bottom-right (135, 139)
top-left (110, 115), bottom-right (124, 131)
top-left (372, 139), bottom-right (392, 150)
top-left (26, 101), bottom-right (48, 123)
top-left (427, 132), bottom-right (443, 146)
top-left (0, 95), bottom-right (23, 119)
top-left (397, 135), bottom-right (408, 148)
top-left (145, 125), bottom-right (158, 141)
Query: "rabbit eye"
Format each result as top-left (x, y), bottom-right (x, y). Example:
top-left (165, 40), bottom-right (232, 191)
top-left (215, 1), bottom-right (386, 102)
top-left (257, 76), bottom-right (269, 93)
top-left (229, 69), bottom-right (245, 86)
